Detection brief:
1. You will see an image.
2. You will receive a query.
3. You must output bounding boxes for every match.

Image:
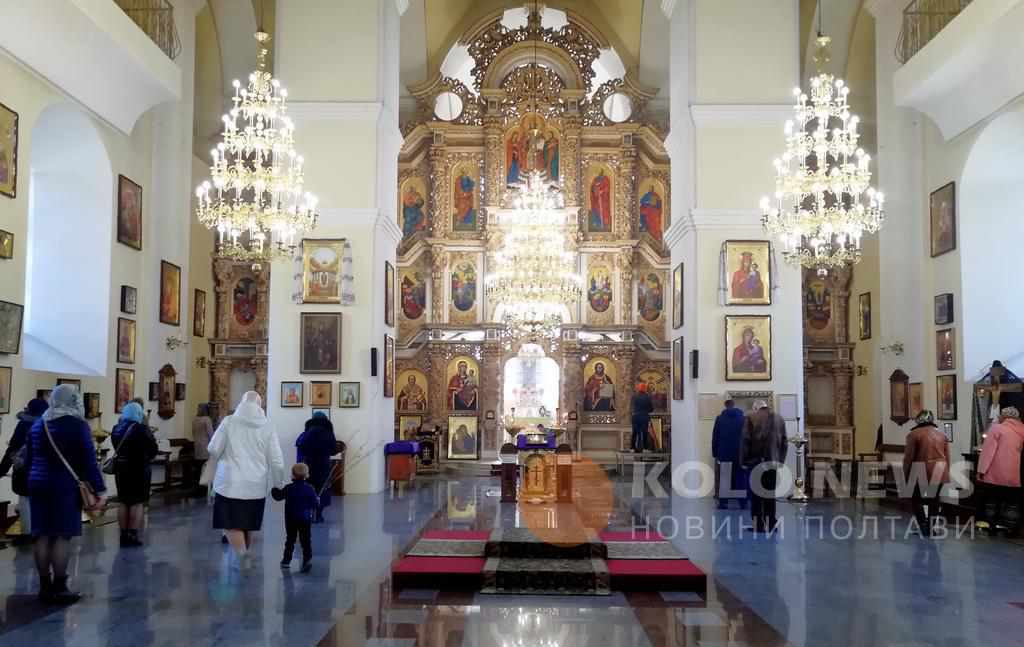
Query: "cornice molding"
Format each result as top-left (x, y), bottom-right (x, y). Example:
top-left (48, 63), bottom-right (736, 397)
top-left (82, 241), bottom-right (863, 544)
top-left (663, 214), bottom-right (690, 248)
top-left (395, 0), bottom-right (410, 17)
top-left (661, 0), bottom-right (678, 19)
top-left (689, 104), bottom-right (792, 128)
top-left (690, 209), bottom-right (763, 229)
top-left (288, 101), bottom-right (384, 122)
top-left (375, 210), bottom-right (404, 246)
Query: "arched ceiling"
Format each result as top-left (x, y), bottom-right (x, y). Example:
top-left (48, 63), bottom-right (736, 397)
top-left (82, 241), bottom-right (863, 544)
top-left (400, 0), bottom-right (670, 113)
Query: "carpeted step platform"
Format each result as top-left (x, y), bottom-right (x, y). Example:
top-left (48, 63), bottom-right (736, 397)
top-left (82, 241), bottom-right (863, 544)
top-left (607, 558), bottom-right (706, 592)
top-left (481, 557), bottom-right (610, 595)
top-left (485, 527), bottom-right (606, 560)
top-left (391, 555), bottom-right (486, 591)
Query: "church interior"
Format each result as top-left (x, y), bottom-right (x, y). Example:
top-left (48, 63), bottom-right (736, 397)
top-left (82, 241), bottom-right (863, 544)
top-left (1, 0), bottom-right (1024, 645)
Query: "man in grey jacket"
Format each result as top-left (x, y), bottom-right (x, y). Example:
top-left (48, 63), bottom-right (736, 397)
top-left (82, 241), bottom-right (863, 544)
top-left (739, 400), bottom-right (789, 532)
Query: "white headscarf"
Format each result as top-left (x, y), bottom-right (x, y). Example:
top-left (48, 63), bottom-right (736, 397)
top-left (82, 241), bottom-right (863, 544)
top-left (233, 391), bottom-right (267, 426)
top-left (44, 384), bottom-right (85, 421)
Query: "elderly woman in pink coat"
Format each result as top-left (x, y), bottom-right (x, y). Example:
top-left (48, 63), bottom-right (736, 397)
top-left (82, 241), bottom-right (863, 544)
top-left (976, 406), bottom-right (1024, 534)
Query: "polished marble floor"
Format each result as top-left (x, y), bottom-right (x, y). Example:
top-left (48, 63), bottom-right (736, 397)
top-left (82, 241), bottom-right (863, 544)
top-left (0, 475), bottom-right (1022, 646)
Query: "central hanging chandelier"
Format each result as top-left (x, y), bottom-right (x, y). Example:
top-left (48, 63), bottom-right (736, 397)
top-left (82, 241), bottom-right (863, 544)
top-left (487, 170), bottom-right (582, 340)
top-left (760, 7), bottom-right (884, 274)
top-left (195, 31), bottom-right (318, 265)
top-left (486, 2), bottom-right (582, 341)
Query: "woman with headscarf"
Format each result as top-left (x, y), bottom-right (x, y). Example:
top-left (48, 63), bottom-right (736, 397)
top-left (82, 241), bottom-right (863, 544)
top-left (296, 411), bottom-right (337, 523)
top-left (110, 402), bottom-right (158, 547)
top-left (207, 391), bottom-right (285, 565)
top-left (25, 385), bottom-right (106, 603)
top-left (0, 398), bottom-right (48, 536)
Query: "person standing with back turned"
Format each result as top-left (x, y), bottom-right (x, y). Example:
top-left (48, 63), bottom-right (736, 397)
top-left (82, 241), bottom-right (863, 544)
top-left (630, 383), bottom-right (654, 453)
top-left (739, 400), bottom-right (788, 532)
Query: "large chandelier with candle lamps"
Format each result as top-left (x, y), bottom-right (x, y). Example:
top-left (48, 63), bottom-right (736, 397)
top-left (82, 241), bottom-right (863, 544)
top-left (195, 31), bottom-right (318, 265)
top-left (760, 21), bottom-right (884, 274)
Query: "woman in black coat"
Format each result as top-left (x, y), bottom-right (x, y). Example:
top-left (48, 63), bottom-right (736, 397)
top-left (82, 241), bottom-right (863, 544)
top-left (110, 402), bottom-right (158, 547)
top-left (296, 412), bottom-right (337, 523)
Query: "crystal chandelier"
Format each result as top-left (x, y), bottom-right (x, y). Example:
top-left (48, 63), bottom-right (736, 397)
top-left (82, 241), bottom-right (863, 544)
top-left (195, 31), bottom-right (318, 265)
top-left (760, 32), bottom-right (884, 273)
top-left (487, 170), bottom-right (582, 340)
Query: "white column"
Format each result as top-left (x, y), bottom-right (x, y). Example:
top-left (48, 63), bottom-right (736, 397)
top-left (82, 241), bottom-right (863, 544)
top-left (269, 0), bottom-right (402, 494)
top-left (867, 0), bottom-right (926, 443)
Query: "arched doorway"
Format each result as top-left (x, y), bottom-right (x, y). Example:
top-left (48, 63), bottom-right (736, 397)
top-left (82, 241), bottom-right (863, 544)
top-left (25, 104), bottom-right (113, 375)
top-left (960, 110), bottom-right (1024, 378)
top-left (503, 343), bottom-right (560, 425)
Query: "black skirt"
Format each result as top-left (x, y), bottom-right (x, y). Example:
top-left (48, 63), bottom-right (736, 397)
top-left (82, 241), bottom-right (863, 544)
top-left (114, 464), bottom-right (152, 506)
top-left (212, 494), bottom-right (266, 531)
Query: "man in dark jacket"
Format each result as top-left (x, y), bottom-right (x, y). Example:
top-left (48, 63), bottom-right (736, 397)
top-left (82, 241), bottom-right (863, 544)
top-left (296, 411), bottom-right (338, 522)
top-left (630, 383), bottom-right (655, 452)
top-left (712, 400), bottom-right (747, 509)
top-left (740, 400), bottom-right (789, 532)
top-left (0, 398), bottom-right (48, 537)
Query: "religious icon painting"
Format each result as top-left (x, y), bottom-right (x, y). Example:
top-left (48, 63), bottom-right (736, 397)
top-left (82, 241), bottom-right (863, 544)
top-left (384, 334), bottom-right (395, 398)
top-left (446, 356), bottom-right (480, 412)
top-left (451, 162), bottom-right (479, 232)
top-left (300, 312), bottom-right (342, 374)
top-left (934, 293), bottom-right (954, 325)
top-left (583, 356), bottom-right (617, 412)
top-left (398, 176), bottom-right (429, 239)
top-left (0, 300), bottom-right (24, 355)
top-left (804, 273), bottom-right (834, 341)
top-left (637, 271), bottom-right (665, 323)
top-left (672, 337), bottom-right (684, 401)
top-left (159, 260), bottom-right (181, 326)
top-left (909, 382), bottom-right (924, 419)
top-left (399, 268), bottom-right (427, 321)
top-left (385, 261), bottom-right (395, 327)
top-left (310, 381), bottom-right (332, 407)
top-left (399, 415), bottom-right (423, 440)
top-left (233, 275), bottom-right (258, 328)
top-left (147, 383), bottom-right (158, 402)
top-left (338, 382), bottom-right (360, 408)
top-left (117, 175), bottom-right (143, 251)
top-left (858, 292), bottom-right (872, 340)
top-left (175, 383), bottom-right (186, 402)
top-left (648, 417), bottom-right (665, 451)
top-left (672, 263), bottom-right (683, 329)
top-left (724, 241), bottom-right (771, 305)
top-left (450, 258), bottom-right (477, 320)
top-left (121, 285), bottom-right (137, 315)
top-left (937, 374), bottom-right (958, 420)
top-left (397, 369), bottom-right (428, 412)
top-left (302, 239), bottom-right (346, 304)
top-left (193, 289), bottom-right (206, 337)
top-left (943, 422), bottom-right (954, 442)
top-left (0, 230), bottom-right (12, 259)
top-left (280, 381), bottom-right (304, 408)
top-left (115, 368), bottom-right (134, 414)
top-left (116, 317), bottom-right (136, 364)
top-left (447, 415), bottom-right (479, 460)
top-left (637, 368), bottom-right (668, 412)
top-left (889, 369), bottom-right (910, 425)
top-left (587, 262), bottom-right (613, 315)
top-left (84, 392), bottom-right (100, 419)
top-left (0, 101), bottom-right (19, 199)
top-left (312, 407), bottom-right (331, 420)
top-left (56, 378), bottom-right (81, 390)
top-left (584, 162), bottom-right (614, 233)
top-left (725, 315), bottom-right (772, 381)
top-left (936, 328), bottom-right (956, 371)
top-left (0, 366), bottom-right (11, 415)
top-left (37, 389), bottom-right (52, 402)
top-left (637, 177), bottom-right (666, 242)
top-left (930, 182), bottom-right (956, 257)
top-left (157, 364), bottom-right (176, 420)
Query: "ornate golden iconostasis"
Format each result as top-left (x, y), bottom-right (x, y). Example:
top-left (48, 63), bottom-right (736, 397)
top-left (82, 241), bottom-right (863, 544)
top-left (802, 267), bottom-right (855, 460)
top-left (394, 8), bottom-right (671, 460)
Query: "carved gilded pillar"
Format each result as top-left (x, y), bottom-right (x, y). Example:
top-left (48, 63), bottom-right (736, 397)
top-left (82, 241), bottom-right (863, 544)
top-left (250, 357), bottom-right (268, 408)
top-left (561, 343), bottom-right (583, 416)
top-left (427, 342), bottom-right (448, 424)
top-left (617, 249), bottom-right (634, 327)
top-left (836, 370), bottom-right (854, 427)
top-left (561, 115), bottom-right (582, 207)
top-left (430, 246), bottom-right (449, 325)
top-left (254, 266), bottom-right (271, 340)
top-left (618, 146), bottom-right (637, 240)
top-left (429, 144), bottom-right (447, 237)
top-left (618, 348), bottom-right (636, 419)
top-left (213, 258), bottom-right (234, 339)
top-left (210, 359), bottom-right (231, 419)
top-left (483, 113), bottom-right (504, 207)
top-left (480, 341), bottom-right (503, 452)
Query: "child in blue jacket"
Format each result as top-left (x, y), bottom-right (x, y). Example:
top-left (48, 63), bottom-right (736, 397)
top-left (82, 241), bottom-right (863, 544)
top-left (272, 463), bottom-right (318, 573)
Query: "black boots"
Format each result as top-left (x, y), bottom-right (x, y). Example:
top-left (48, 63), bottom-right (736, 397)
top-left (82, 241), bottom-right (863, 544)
top-left (120, 529), bottom-right (143, 547)
top-left (38, 575), bottom-right (81, 605)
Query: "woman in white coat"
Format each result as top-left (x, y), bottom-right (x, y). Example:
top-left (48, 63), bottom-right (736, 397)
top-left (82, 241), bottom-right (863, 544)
top-left (207, 391), bottom-right (285, 561)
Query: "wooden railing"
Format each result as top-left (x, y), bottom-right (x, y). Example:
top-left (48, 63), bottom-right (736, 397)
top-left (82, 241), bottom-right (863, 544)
top-left (115, 0), bottom-right (181, 60)
top-left (896, 0), bottom-right (972, 63)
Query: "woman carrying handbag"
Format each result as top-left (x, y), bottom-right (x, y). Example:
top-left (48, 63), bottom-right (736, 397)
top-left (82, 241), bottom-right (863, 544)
top-left (25, 385), bottom-right (107, 604)
top-left (109, 402), bottom-right (158, 547)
